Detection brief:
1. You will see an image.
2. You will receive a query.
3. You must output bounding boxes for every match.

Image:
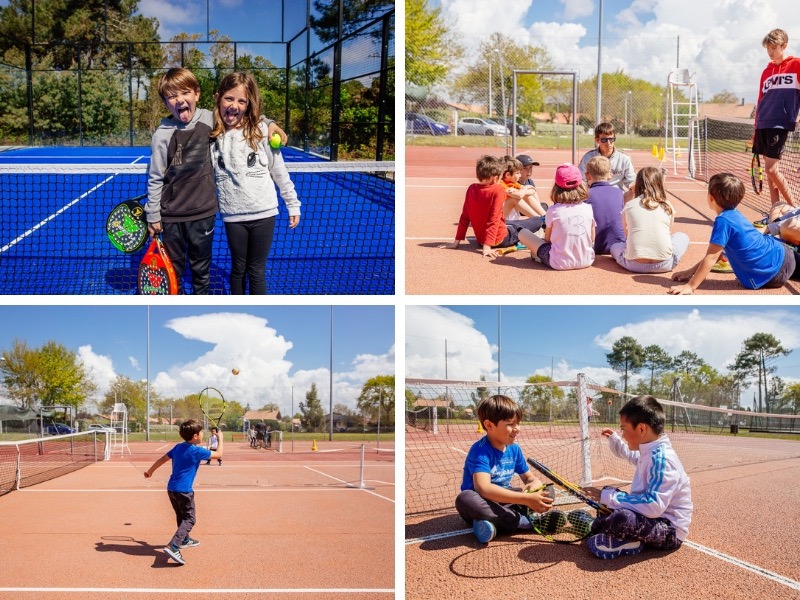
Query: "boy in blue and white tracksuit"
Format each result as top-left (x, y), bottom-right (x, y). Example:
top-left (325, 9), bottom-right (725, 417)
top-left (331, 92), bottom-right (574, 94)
top-left (584, 395), bottom-right (693, 559)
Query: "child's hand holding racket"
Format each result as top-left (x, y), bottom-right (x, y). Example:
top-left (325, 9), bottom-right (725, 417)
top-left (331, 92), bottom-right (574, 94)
top-left (523, 483), bottom-right (556, 513)
top-left (600, 428), bottom-right (614, 437)
top-left (581, 486), bottom-right (603, 501)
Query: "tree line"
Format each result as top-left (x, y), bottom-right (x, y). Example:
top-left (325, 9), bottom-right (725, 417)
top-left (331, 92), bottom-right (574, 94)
top-left (605, 333), bottom-right (798, 414)
top-left (0, 339), bottom-right (395, 433)
top-left (0, 0), bottom-right (394, 159)
top-left (405, 0), bottom-right (741, 134)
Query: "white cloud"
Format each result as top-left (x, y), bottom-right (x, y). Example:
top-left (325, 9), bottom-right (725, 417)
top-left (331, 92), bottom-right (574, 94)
top-left (77, 345), bottom-right (116, 404)
top-left (406, 306), bottom-right (496, 380)
top-left (561, 0), bottom-right (595, 20)
top-left (438, 0), bottom-right (800, 101)
top-left (138, 313), bottom-right (391, 413)
top-left (129, 356), bottom-right (140, 371)
top-left (138, 0), bottom-right (202, 40)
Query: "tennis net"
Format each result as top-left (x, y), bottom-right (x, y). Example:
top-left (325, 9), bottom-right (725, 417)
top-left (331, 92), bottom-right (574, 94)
top-left (0, 161), bottom-right (395, 295)
top-left (688, 115), bottom-right (800, 215)
top-left (0, 430), bottom-right (109, 497)
top-left (405, 376), bottom-right (800, 516)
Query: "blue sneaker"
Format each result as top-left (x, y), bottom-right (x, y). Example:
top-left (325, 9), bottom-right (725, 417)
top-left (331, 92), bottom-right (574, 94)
top-left (587, 534), bottom-right (643, 559)
top-left (472, 520), bottom-right (496, 544)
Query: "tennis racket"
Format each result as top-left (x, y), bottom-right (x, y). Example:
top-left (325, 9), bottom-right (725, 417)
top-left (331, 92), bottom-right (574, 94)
top-left (524, 483), bottom-right (595, 543)
top-left (526, 457), bottom-right (611, 515)
top-left (198, 386), bottom-right (227, 429)
top-left (496, 243), bottom-right (527, 255)
top-left (750, 153), bottom-right (763, 195)
top-left (106, 195), bottom-right (148, 253)
top-left (137, 235), bottom-right (178, 295)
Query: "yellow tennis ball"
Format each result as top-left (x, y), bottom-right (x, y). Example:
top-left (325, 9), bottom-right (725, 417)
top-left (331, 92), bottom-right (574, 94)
top-left (269, 133), bottom-right (282, 149)
top-left (232, 368), bottom-right (240, 375)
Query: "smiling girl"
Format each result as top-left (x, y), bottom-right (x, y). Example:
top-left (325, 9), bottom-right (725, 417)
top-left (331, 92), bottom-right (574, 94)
top-left (211, 72), bottom-right (300, 294)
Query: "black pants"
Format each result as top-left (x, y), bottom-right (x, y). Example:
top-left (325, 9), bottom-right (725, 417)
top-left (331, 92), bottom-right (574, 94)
top-left (455, 489), bottom-right (525, 535)
top-left (590, 508), bottom-right (681, 550)
top-left (162, 216), bottom-right (216, 295)
top-left (167, 491), bottom-right (196, 548)
top-left (224, 217), bottom-right (276, 295)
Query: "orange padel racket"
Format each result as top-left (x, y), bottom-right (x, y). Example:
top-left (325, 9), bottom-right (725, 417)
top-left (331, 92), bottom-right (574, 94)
top-left (138, 235), bottom-right (178, 295)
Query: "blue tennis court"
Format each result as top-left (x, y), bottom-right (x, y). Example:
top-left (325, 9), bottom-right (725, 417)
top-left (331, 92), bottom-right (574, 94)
top-left (0, 146), bottom-right (394, 295)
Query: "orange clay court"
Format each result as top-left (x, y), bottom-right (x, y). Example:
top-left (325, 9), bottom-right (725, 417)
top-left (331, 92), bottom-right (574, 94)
top-left (406, 145), bottom-right (800, 295)
top-left (405, 426), bottom-right (800, 600)
top-left (0, 437), bottom-right (395, 599)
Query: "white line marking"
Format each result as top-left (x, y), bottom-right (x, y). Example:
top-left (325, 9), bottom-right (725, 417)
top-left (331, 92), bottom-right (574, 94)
top-left (1, 173), bottom-right (118, 254)
top-left (404, 530), bottom-right (800, 592)
top-left (682, 540), bottom-right (800, 591)
top-left (0, 588), bottom-right (394, 594)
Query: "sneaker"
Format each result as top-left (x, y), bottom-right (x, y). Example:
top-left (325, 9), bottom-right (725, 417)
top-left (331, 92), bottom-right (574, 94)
top-left (472, 520), bottom-right (496, 544)
top-left (566, 510), bottom-right (594, 538)
top-left (710, 256), bottom-right (734, 273)
top-left (587, 534), bottom-right (643, 559)
top-left (164, 544), bottom-right (185, 565)
top-left (533, 510), bottom-right (567, 534)
top-left (179, 537), bottom-right (200, 548)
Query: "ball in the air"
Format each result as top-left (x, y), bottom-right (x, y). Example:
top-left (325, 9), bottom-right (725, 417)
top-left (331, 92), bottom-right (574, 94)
top-left (232, 368), bottom-right (240, 375)
top-left (269, 133), bottom-right (282, 149)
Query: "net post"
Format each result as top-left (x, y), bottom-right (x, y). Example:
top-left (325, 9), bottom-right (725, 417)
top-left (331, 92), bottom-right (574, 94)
top-left (277, 430), bottom-right (283, 453)
top-left (15, 444), bottom-right (21, 491)
top-left (576, 373), bottom-right (593, 486)
top-left (349, 444), bottom-right (374, 490)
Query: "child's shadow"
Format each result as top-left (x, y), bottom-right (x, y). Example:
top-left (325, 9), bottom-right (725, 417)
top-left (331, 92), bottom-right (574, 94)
top-left (95, 536), bottom-right (176, 568)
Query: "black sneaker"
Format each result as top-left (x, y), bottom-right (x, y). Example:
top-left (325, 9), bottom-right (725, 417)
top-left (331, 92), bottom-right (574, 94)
top-left (179, 537), bottom-right (200, 548)
top-left (529, 510), bottom-right (567, 534)
top-left (164, 544), bottom-right (185, 565)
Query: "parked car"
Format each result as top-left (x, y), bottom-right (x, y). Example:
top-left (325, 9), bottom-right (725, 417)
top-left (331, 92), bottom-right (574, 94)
top-left (457, 117), bottom-right (508, 136)
top-left (405, 112), bottom-right (451, 136)
top-left (46, 423), bottom-right (74, 435)
top-left (505, 119), bottom-right (531, 136)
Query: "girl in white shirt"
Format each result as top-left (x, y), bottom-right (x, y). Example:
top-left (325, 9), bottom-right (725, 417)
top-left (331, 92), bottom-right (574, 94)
top-left (610, 167), bottom-right (689, 274)
top-left (211, 72), bottom-right (300, 294)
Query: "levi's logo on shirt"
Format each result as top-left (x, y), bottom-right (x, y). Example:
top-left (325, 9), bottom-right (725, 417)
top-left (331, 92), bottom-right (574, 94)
top-left (763, 73), bottom-right (798, 92)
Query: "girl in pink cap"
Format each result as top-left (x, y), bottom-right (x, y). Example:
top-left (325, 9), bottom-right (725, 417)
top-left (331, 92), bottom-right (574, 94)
top-left (518, 164), bottom-right (596, 270)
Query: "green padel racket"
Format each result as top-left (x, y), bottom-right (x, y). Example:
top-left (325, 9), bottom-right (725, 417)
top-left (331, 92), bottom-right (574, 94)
top-left (106, 194), bottom-right (148, 253)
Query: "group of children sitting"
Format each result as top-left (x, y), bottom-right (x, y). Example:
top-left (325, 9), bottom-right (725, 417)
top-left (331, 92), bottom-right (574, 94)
top-left (444, 124), bottom-right (800, 293)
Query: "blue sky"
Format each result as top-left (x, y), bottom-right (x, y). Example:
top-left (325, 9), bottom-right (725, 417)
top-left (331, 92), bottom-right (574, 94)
top-left (0, 305), bottom-right (395, 413)
top-left (137, 0), bottom-right (305, 44)
top-left (406, 305), bottom-right (800, 408)
top-left (433, 0), bottom-right (800, 102)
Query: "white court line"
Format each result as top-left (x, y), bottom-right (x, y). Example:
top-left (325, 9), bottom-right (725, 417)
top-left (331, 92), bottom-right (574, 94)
top-left (0, 174), bottom-right (119, 253)
top-left (0, 587), bottom-right (393, 595)
top-left (1, 157), bottom-right (148, 254)
top-left (405, 529), bottom-right (800, 592)
top-left (303, 466), bottom-right (395, 503)
top-left (20, 488), bottom-right (381, 493)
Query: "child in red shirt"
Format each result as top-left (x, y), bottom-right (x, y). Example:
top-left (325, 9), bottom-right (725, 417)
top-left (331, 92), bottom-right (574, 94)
top-left (443, 155), bottom-right (542, 258)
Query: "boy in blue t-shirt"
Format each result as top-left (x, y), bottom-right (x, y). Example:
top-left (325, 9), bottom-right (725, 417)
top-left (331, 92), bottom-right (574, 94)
top-left (455, 395), bottom-right (555, 543)
top-left (670, 172), bottom-right (800, 294)
top-left (145, 419), bottom-right (223, 565)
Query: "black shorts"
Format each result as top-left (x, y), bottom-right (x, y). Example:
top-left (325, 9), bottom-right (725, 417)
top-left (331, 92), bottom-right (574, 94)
top-left (764, 244), bottom-right (797, 288)
top-left (753, 128), bottom-right (790, 160)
